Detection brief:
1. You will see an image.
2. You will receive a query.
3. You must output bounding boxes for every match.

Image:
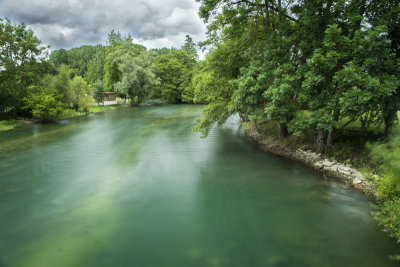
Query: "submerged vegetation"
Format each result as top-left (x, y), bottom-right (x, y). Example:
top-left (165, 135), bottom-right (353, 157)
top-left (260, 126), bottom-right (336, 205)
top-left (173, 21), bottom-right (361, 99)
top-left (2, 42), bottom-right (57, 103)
top-left (1, 0), bottom-right (400, 259)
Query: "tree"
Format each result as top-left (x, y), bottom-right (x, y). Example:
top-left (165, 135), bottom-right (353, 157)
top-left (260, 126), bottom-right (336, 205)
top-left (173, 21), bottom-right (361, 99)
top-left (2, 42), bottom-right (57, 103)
top-left (192, 39), bottom-right (246, 136)
top-left (182, 61), bottom-right (208, 103)
top-left (155, 49), bottom-right (194, 103)
top-left (299, 24), bottom-right (399, 152)
top-left (103, 38), bottom-right (146, 91)
top-left (93, 80), bottom-right (105, 105)
top-left (113, 50), bottom-right (159, 105)
top-left (70, 76), bottom-right (93, 112)
top-left (47, 64), bottom-right (73, 105)
top-left (195, 0), bottom-right (399, 148)
top-left (181, 35), bottom-right (198, 61)
top-left (366, 0), bottom-right (400, 136)
top-left (106, 30), bottom-right (123, 47)
top-left (0, 18), bottom-right (48, 116)
top-left (23, 89), bottom-right (65, 121)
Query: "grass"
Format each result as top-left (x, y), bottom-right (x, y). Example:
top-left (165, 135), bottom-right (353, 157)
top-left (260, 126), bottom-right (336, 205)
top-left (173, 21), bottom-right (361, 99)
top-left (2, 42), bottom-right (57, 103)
top-left (0, 120), bottom-right (25, 132)
top-left (61, 103), bottom-right (130, 119)
top-left (0, 103), bottom-right (130, 132)
top-left (89, 104), bottom-right (129, 113)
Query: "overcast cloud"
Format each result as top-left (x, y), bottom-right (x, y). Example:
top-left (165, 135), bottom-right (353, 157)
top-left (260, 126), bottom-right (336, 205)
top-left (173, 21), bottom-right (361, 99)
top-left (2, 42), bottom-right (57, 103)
top-left (0, 0), bottom-right (207, 53)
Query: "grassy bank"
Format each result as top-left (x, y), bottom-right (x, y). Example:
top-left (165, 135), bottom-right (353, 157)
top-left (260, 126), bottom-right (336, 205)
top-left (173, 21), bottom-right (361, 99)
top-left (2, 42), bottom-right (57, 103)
top-left (0, 120), bottom-right (26, 131)
top-left (0, 104), bottom-right (130, 132)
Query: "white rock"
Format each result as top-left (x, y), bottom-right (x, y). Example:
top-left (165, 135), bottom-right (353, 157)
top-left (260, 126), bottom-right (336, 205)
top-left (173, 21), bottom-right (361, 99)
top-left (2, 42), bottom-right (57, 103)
top-left (322, 160), bottom-right (333, 167)
top-left (353, 178), bottom-right (363, 185)
top-left (353, 172), bottom-right (364, 180)
top-left (341, 170), bottom-right (352, 177)
top-left (339, 166), bottom-right (352, 172)
top-left (326, 165), bottom-right (338, 172)
top-left (315, 161), bottom-right (324, 169)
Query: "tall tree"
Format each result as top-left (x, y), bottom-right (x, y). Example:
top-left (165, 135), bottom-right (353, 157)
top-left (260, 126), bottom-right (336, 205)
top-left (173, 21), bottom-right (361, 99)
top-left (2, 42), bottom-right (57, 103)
top-left (103, 34), bottom-right (145, 91)
top-left (0, 18), bottom-right (48, 115)
top-left (181, 35), bottom-right (198, 61)
top-left (155, 49), bottom-right (195, 103)
top-left (111, 48), bottom-right (159, 105)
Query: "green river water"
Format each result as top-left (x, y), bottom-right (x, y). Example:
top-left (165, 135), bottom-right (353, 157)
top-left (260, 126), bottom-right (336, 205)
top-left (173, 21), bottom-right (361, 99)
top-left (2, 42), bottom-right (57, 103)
top-left (0, 105), bottom-right (399, 267)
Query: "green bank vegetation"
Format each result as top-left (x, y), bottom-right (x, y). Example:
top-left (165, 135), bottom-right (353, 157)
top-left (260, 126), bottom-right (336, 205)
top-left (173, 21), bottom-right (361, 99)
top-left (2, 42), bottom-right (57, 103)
top-left (0, 20), bottom-right (202, 125)
top-left (0, 120), bottom-right (25, 131)
top-left (1, 0), bottom-right (400, 259)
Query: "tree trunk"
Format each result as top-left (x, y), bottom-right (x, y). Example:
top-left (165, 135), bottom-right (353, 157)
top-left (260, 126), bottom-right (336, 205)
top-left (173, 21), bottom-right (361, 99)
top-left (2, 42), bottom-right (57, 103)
top-left (277, 122), bottom-right (288, 142)
top-left (254, 120), bottom-right (259, 132)
top-left (382, 96), bottom-right (399, 137)
top-left (238, 111), bottom-right (249, 122)
top-left (316, 128), bottom-right (327, 154)
top-left (326, 109), bottom-right (340, 150)
top-left (326, 129), bottom-right (334, 152)
top-left (384, 115), bottom-right (394, 137)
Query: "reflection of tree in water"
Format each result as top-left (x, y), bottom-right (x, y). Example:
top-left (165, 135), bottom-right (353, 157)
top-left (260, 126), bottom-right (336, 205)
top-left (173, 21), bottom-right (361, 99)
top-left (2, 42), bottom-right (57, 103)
top-left (109, 105), bottom-right (202, 170)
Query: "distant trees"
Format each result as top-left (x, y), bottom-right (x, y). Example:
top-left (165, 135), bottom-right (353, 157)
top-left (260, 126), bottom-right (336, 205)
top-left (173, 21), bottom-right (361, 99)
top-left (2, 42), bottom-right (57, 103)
top-left (2, 20), bottom-right (201, 119)
top-left (50, 45), bottom-right (103, 77)
top-left (155, 35), bottom-right (198, 103)
top-left (85, 49), bottom-right (105, 84)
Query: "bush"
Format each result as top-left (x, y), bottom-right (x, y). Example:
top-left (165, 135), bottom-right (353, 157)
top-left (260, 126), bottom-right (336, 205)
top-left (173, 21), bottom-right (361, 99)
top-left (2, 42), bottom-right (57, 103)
top-left (369, 133), bottom-right (400, 258)
top-left (23, 90), bottom-right (65, 121)
top-left (369, 133), bottom-right (400, 196)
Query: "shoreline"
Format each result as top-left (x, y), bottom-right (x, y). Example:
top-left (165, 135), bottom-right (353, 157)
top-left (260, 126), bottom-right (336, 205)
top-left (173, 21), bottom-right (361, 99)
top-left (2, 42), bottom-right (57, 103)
top-left (245, 125), bottom-right (378, 198)
top-left (0, 104), bottom-right (130, 132)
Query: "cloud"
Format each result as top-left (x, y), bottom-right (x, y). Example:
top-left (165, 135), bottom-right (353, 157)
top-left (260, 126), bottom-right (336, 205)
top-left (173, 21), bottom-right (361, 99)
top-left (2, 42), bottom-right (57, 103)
top-left (0, 0), bottom-right (207, 50)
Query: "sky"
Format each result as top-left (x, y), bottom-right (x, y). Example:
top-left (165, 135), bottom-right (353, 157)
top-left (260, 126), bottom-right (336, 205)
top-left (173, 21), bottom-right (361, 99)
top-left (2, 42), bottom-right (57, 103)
top-left (0, 0), bottom-right (207, 55)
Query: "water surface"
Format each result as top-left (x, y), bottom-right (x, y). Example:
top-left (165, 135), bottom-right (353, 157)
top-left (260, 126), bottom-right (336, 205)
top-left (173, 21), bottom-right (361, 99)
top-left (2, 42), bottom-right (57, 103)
top-left (0, 105), bottom-right (398, 267)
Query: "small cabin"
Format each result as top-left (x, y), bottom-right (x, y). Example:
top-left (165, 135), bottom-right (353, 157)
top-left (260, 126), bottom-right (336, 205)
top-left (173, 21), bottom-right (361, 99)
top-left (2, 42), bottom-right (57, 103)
top-left (103, 92), bottom-right (116, 101)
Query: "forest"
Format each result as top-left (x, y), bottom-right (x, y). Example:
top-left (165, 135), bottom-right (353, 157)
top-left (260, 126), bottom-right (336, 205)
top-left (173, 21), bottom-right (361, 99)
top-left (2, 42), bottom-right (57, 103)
top-left (1, 0), bottom-right (400, 258)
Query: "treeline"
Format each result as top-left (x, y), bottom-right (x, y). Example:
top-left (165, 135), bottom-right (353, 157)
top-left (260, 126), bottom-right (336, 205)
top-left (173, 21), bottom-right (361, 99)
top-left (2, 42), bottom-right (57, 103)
top-left (192, 0), bottom-right (399, 148)
top-left (192, 0), bottom-right (400, 254)
top-left (49, 31), bottom-right (205, 105)
top-left (0, 20), bottom-right (206, 121)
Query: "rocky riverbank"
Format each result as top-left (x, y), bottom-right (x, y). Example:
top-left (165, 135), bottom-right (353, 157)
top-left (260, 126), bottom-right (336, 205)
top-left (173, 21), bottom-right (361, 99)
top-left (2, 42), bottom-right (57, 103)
top-left (245, 126), bottom-right (377, 197)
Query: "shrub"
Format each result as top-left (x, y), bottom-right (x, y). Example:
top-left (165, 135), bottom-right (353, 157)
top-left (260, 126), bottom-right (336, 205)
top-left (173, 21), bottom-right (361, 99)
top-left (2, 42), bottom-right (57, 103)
top-left (23, 90), bottom-right (65, 121)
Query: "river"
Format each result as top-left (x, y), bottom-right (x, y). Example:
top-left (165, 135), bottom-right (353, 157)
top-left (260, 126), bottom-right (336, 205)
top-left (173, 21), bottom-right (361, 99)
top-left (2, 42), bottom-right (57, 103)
top-left (0, 105), bottom-right (398, 267)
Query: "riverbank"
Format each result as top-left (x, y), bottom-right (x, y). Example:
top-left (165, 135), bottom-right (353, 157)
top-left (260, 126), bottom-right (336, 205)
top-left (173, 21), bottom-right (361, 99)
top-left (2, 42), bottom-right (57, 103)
top-left (245, 123), bottom-right (378, 197)
top-left (0, 120), bottom-right (30, 131)
top-left (0, 104), bottom-right (130, 132)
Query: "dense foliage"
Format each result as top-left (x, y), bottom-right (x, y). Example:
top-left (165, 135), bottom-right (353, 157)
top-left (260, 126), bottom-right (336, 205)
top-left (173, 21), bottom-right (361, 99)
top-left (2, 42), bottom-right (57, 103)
top-left (195, 0), bottom-right (400, 143)
top-left (0, 18), bottom-right (49, 117)
top-left (1, 20), bottom-right (202, 118)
